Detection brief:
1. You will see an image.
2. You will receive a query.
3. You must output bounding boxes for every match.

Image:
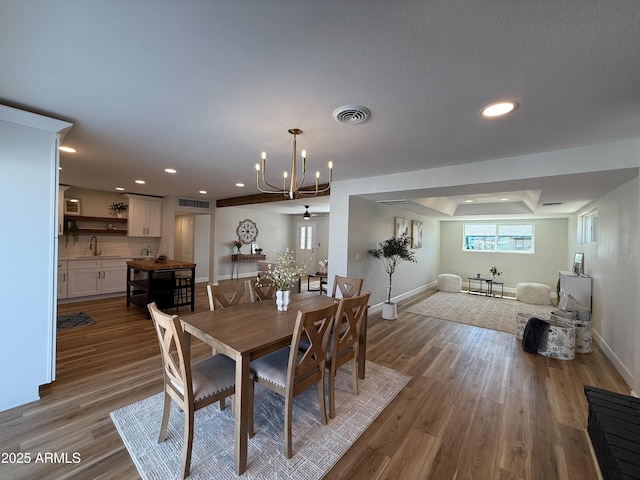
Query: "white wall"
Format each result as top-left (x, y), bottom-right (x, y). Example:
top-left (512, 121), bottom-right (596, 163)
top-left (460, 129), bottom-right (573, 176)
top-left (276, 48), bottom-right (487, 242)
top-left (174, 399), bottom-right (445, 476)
top-left (194, 214), bottom-right (211, 283)
top-left (440, 218), bottom-right (568, 293)
top-left (575, 177), bottom-right (639, 392)
top-left (0, 106), bottom-right (71, 412)
top-left (214, 206), bottom-right (294, 281)
top-left (334, 196), bottom-right (439, 310)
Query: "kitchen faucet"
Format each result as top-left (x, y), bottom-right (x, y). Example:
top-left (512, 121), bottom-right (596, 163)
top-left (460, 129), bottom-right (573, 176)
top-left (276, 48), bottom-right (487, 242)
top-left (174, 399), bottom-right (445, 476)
top-left (89, 236), bottom-right (100, 256)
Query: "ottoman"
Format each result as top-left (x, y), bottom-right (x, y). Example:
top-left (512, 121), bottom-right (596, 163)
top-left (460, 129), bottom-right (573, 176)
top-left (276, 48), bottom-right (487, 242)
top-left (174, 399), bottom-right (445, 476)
top-left (516, 282), bottom-right (551, 305)
top-left (437, 274), bottom-right (462, 293)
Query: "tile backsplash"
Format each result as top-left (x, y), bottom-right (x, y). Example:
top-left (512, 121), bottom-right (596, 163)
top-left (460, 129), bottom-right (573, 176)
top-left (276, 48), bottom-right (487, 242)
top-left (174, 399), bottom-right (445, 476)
top-left (58, 236), bottom-right (161, 258)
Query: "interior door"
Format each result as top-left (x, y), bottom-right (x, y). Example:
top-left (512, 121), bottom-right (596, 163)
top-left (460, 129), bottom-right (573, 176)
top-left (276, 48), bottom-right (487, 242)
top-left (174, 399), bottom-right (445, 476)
top-left (175, 215), bottom-right (194, 262)
top-left (296, 221), bottom-right (316, 274)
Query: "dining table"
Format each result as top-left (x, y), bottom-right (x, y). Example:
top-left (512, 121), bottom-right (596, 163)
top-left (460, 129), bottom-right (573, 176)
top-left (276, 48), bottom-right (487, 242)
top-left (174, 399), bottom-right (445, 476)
top-left (179, 291), bottom-right (369, 475)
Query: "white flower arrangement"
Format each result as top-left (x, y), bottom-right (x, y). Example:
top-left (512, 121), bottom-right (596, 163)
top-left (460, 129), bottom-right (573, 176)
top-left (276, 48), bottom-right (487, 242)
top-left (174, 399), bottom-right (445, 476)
top-left (259, 248), bottom-right (306, 291)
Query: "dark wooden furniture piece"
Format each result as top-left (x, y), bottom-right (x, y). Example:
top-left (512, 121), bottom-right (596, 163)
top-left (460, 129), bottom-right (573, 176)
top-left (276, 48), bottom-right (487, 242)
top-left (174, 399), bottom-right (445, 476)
top-left (584, 385), bottom-right (640, 480)
top-left (126, 259), bottom-right (196, 315)
top-left (231, 253), bottom-right (266, 280)
top-left (179, 292), bottom-right (368, 475)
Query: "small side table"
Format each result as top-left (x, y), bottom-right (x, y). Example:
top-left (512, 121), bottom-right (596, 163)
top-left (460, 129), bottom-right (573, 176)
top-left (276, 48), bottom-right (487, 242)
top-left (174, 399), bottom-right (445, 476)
top-left (486, 280), bottom-right (504, 298)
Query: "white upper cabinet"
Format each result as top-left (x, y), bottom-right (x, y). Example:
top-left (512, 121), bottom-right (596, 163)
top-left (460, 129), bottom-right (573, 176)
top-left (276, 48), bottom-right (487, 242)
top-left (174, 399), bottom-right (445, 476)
top-left (126, 194), bottom-right (162, 237)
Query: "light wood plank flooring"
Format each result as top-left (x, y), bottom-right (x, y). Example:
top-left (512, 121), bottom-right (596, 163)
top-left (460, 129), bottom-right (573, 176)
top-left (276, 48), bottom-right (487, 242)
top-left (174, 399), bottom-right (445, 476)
top-left (0, 286), bottom-right (629, 479)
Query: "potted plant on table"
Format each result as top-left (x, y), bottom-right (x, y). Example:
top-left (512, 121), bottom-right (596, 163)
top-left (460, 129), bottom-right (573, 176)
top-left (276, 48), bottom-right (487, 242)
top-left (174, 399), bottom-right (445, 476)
top-left (258, 248), bottom-right (305, 311)
top-left (368, 233), bottom-right (417, 320)
top-left (489, 266), bottom-right (502, 279)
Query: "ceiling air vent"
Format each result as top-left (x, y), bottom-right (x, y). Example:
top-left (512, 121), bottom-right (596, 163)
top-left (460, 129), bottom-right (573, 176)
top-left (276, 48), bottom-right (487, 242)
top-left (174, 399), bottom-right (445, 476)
top-left (333, 105), bottom-right (371, 125)
top-left (542, 202), bottom-right (563, 206)
top-left (177, 197), bottom-right (211, 209)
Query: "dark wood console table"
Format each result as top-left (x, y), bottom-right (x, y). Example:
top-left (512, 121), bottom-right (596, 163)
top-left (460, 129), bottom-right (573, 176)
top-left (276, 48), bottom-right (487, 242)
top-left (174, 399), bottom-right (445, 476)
top-left (126, 259), bottom-right (196, 316)
top-left (231, 254), bottom-right (266, 279)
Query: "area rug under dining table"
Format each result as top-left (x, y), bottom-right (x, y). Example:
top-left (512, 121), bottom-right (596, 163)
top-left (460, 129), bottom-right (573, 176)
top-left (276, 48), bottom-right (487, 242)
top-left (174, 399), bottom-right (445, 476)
top-left (407, 291), bottom-right (554, 334)
top-left (111, 361), bottom-right (410, 479)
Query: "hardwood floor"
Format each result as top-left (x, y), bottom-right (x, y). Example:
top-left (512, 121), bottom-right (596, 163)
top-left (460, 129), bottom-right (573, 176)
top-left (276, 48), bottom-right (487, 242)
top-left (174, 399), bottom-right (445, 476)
top-left (0, 286), bottom-right (629, 479)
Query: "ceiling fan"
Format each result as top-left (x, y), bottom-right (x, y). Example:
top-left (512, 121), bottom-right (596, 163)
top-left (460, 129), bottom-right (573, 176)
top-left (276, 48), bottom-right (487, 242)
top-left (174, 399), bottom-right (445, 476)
top-left (303, 205), bottom-right (311, 220)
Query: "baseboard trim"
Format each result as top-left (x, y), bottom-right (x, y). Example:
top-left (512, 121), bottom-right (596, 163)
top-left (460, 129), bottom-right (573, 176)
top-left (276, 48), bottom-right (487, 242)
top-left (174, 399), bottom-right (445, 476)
top-left (368, 283), bottom-right (432, 314)
top-left (592, 329), bottom-right (634, 389)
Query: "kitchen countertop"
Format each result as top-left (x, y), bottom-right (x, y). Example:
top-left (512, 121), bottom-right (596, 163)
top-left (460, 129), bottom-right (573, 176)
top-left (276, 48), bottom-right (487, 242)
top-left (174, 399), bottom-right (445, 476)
top-left (126, 259), bottom-right (196, 271)
top-left (59, 255), bottom-right (155, 261)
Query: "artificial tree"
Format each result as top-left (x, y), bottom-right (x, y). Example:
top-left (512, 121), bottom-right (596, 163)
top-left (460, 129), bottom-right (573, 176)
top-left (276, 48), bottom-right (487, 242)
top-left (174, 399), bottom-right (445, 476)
top-left (368, 233), bottom-right (417, 319)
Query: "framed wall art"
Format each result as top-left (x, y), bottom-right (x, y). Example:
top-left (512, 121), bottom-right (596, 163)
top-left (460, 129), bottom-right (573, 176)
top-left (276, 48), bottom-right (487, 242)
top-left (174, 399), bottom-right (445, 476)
top-left (411, 220), bottom-right (422, 248)
top-left (394, 216), bottom-right (409, 238)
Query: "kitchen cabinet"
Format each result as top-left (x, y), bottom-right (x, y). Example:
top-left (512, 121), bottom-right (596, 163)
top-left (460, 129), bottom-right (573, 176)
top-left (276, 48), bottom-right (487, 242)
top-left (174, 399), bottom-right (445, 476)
top-left (126, 194), bottom-right (162, 237)
top-left (559, 271), bottom-right (592, 308)
top-left (68, 258), bottom-right (129, 298)
top-left (57, 260), bottom-right (68, 299)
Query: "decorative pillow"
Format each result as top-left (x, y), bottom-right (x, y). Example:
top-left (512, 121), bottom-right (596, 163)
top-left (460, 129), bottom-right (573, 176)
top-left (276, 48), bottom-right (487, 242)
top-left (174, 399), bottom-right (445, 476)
top-left (551, 308), bottom-right (578, 320)
top-left (558, 290), bottom-right (591, 322)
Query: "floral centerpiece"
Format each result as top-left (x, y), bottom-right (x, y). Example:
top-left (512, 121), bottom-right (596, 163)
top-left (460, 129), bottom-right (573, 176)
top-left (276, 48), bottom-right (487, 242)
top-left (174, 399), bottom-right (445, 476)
top-left (109, 202), bottom-right (127, 218)
top-left (258, 249), bottom-right (305, 311)
top-left (318, 259), bottom-right (328, 275)
top-left (489, 266), bottom-right (502, 278)
top-left (259, 248), bottom-right (306, 291)
top-left (233, 240), bottom-right (243, 253)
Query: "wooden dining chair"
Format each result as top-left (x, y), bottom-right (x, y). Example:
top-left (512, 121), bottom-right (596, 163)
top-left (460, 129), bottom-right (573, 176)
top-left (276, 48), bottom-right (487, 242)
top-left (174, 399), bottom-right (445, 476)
top-left (325, 291), bottom-right (370, 418)
top-left (248, 278), bottom-right (277, 303)
top-left (147, 302), bottom-right (240, 479)
top-left (249, 301), bottom-right (338, 458)
top-left (331, 275), bottom-right (364, 298)
top-left (206, 280), bottom-right (252, 311)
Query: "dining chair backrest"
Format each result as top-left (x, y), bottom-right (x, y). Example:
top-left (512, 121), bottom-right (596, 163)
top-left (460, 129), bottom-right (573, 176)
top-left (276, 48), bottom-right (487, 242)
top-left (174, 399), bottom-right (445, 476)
top-left (290, 302), bottom-right (338, 396)
top-left (249, 300), bottom-right (338, 458)
top-left (326, 291), bottom-right (370, 418)
top-left (147, 302), bottom-right (238, 478)
top-left (207, 280), bottom-right (252, 311)
top-left (148, 302), bottom-right (192, 401)
top-left (248, 278), bottom-right (277, 302)
top-left (331, 275), bottom-right (364, 298)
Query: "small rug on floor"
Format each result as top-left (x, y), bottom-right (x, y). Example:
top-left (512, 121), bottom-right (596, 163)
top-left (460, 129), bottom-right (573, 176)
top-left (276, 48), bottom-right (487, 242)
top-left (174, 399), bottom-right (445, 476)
top-left (111, 361), bottom-right (410, 480)
top-left (56, 311), bottom-right (96, 331)
top-left (407, 291), bottom-right (554, 334)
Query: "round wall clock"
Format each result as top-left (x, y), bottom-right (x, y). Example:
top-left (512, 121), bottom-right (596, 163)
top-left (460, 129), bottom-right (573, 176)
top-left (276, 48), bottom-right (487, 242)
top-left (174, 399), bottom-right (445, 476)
top-left (236, 219), bottom-right (258, 244)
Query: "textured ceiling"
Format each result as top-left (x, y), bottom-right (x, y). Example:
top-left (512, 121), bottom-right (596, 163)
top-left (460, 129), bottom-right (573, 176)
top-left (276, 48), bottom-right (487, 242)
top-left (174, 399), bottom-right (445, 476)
top-left (1, 1), bottom-right (639, 216)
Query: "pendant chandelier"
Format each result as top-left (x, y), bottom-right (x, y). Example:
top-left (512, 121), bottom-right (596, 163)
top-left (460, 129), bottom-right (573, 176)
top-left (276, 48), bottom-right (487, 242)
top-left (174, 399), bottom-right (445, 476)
top-left (255, 128), bottom-right (333, 200)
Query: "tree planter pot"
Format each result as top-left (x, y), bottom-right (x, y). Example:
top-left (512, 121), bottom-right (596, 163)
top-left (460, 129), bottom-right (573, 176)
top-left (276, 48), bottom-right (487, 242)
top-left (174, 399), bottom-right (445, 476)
top-left (382, 302), bottom-right (397, 320)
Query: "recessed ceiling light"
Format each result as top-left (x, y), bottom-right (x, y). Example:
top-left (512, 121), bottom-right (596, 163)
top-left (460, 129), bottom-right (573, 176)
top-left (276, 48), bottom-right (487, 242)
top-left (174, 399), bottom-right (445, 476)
top-left (465, 199), bottom-right (474, 203)
top-left (68, 198), bottom-right (79, 203)
top-left (135, 179), bottom-right (146, 184)
top-left (164, 168), bottom-right (177, 174)
top-left (500, 198), bottom-right (509, 201)
top-left (115, 187), bottom-right (125, 191)
top-left (236, 183), bottom-right (245, 187)
top-left (59, 146), bottom-right (76, 153)
top-left (199, 190), bottom-right (207, 194)
top-left (480, 101), bottom-right (518, 117)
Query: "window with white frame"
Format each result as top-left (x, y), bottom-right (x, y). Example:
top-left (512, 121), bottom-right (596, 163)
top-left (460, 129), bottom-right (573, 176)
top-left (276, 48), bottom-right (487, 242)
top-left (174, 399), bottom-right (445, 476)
top-left (580, 209), bottom-right (598, 244)
top-left (298, 224), bottom-right (313, 250)
top-left (463, 223), bottom-right (534, 253)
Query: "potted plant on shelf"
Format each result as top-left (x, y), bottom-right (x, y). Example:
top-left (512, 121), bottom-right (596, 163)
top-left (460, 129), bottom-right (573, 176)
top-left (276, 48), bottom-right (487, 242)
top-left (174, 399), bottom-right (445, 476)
top-left (233, 240), bottom-right (243, 253)
top-left (368, 233), bottom-right (417, 320)
top-left (109, 202), bottom-right (128, 218)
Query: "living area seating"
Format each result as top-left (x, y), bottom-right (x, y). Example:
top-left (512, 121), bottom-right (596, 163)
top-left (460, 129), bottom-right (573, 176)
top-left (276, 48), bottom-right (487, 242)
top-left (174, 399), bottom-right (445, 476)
top-left (437, 274), bottom-right (462, 293)
top-left (550, 290), bottom-right (593, 353)
top-left (517, 313), bottom-right (576, 360)
top-left (515, 282), bottom-right (551, 305)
